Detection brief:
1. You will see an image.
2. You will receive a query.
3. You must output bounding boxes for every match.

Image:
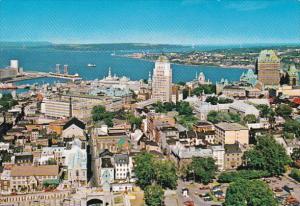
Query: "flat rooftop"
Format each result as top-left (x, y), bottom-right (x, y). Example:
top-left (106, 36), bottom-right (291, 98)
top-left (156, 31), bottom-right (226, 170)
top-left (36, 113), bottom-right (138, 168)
top-left (215, 122), bottom-right (248, 131)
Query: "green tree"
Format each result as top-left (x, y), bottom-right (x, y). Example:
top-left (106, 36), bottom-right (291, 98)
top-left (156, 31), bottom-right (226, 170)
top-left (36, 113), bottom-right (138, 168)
top-left (134, 152), bottom-right (155, 189)
top-left (91, 105), bottom-right (114, 126)
top-left (283, 119), bottom-right (300, 139)
top-left (275, 104), bottom-right (293, 119)
top-left (207, 111), bottom-right (240, 124)
top-left (243, 114), bottom-right (257, 123)
top-left (191, 85), bottom-right (216, 96)
top-left (155, 160), bottom-right (178, 189)
top-left (0, 93), bottom-right (18, 111)
top-left (291, 148), bottom-right (300, 161)
top-left (218, 170), bottom-right (270, 183)
top-left (188, 157), bottom-right (216, 184)
top-left (225, 179), bottom-right (277, 206)
top-left (125, 113), bottom-right (143, 130)
top-left (177, 81), bottom-right (186, 86)
top-left (289, 168), bottom-right (300, 182)
top-left (144, 184), bottom-right (164, 206)
top-left (205, 96), bottom-right (219, 105)
top-left (244, 135), bottom-right (291, 176)
top-left (134, 152), bottom-right (178, 189)
top-left (256, 104), bottom-right (273, 118)
top-left (176, 101), bottom-right (193, 116)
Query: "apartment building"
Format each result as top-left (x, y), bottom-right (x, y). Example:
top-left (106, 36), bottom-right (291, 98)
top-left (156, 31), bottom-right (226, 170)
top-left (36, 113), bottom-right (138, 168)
top-left (215, 122), bottom-right (249, 145)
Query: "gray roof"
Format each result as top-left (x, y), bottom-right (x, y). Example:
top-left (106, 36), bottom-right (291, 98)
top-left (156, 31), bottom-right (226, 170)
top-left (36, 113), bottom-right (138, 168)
top-left (114, 154), bottom-right (129, 165)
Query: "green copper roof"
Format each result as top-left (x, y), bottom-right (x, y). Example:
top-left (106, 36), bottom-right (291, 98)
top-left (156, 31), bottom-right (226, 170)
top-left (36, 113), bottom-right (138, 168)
top-left (117, 137), bottom-right (126, 146)
top-left (258, 50), bottom-right (280, 63)
top-left (287, 64), bottom-right (298, 75)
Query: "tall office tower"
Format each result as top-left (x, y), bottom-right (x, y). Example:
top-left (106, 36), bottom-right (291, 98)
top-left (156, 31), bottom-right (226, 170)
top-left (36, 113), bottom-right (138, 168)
top-left (257, 50), bottom-right (281, 86)
top-left (151, 56), bottom-right (172, 102)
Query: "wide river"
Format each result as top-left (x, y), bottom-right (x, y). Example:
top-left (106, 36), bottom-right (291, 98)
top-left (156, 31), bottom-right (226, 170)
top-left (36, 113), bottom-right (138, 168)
top-left (0, 48), bottom-right (246, 85)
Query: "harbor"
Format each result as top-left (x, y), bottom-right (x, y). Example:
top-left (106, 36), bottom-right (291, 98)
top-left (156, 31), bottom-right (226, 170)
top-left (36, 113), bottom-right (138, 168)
top-left (1, 63), bottom-right (82, 84)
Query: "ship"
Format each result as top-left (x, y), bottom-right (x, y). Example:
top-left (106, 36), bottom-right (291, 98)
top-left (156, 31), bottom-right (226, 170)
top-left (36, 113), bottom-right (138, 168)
top-left (87, 64), bottom-right (96, 67)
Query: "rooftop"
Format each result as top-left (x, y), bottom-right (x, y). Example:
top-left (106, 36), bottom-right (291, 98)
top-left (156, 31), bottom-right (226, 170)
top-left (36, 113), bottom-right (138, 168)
top-left (215, 122), bottom-right (248, 131)
top-left (11, 165), bottom-right (59, 177)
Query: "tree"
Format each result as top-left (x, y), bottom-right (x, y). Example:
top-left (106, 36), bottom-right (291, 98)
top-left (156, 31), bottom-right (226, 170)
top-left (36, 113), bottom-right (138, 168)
top-left (243, 114), bottom-right (257, 123)
top-left (91, 105), bottom-right (114, 126)
top-left (244, 135), bottom-right (291, 176)
top-left (125, 113), bottom-right (143, 130)
top-left (256, 104), bottom-right (273, 118)
top-left (283, 119), bottom-right (300, 139)
top-left (207, 111), bottom-right (240, 124)
top-left (176, 101), bottom-right (193, 116)
top-left (177, 81), bottom-right (186, 86)
top-left (289, 168), bottom-right (300, 182)
top-left (154, 160), bottom-right (178, 189)
top-left (275, 104), bottom-right (292, 119)
top-left (144, 184), bottom-right (164, 206)
top-left (134, 152), bottom-right (155, 189)
top-left (225, 179), bottom-right (277, 206)
top-left (218, 170), bottom-right (270, 183)
top-left (134, 152), bottom-right (178, 189)
top-left (291, 148), bottom-right (300, 161)
top-left (205, 96), bottom-right (218, 105)
top-left (188, 157), bottom-right (216, 184)
top-left (191, 85), bottom-right (216, 96)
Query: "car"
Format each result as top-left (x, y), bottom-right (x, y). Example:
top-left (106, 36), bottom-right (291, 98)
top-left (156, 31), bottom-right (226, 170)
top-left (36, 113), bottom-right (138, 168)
top-left (283, 185), bottom-right (294, 193)
top-left (199, 186), bottom-right (210, 190)
top-left (203, 196), bottom-right (212, 201)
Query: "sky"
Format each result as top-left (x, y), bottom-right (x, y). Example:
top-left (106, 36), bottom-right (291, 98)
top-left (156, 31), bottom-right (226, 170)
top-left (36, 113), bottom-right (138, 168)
top-left (0, 0), bottom-right (299, 45)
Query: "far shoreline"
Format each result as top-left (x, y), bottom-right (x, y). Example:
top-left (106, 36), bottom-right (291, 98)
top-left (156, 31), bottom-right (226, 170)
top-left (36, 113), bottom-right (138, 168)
top-left (116, 54), bottom-right (254, 70)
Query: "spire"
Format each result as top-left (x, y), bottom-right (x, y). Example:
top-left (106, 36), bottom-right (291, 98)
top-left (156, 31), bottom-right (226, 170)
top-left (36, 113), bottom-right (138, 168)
top-left (195, 72), bottom-right (198, 80)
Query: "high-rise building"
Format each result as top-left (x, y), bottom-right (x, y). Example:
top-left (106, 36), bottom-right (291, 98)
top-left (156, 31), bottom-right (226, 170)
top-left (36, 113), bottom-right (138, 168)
top-left (151, 56), bottom-right (172, 102)
top-left (10, 60), bottom-right (19, 70)
top-left (257, 50), bottom-right (281, 86)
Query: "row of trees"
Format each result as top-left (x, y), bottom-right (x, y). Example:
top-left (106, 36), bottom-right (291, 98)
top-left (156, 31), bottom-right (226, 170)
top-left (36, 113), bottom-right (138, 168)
top-left (153, 101), bottom-right (193, 116)
top-left (207, 111), bottom-right (240, 124)
top-left (256, 103), bottom-right (293, 119)
top-left (205, 96), bottom-right (233, 105)
top-left (153, 101), bottom-right (197, 129)
top-left (191, 85), bottom-right (216, 96)
top-left (92, 106), bottom-right (143, 129)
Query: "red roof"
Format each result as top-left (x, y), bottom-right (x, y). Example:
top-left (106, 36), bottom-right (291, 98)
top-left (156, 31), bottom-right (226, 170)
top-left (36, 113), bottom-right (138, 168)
top-left (292, 97), bottom-right (300, 105)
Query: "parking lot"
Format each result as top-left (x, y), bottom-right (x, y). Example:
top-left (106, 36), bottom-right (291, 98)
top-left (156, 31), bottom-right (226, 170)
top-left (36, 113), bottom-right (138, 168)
top-left (265, 176), bottom-right (300, 205)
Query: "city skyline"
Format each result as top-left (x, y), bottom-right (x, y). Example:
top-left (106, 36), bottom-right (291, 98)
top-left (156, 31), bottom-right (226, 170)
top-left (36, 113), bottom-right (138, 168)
top-left (0, 0), bottom-right (299, 45)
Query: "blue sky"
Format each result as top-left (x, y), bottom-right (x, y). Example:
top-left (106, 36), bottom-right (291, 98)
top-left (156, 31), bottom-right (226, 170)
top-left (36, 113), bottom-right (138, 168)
top-left (0, 0), bottom-right (299, 45)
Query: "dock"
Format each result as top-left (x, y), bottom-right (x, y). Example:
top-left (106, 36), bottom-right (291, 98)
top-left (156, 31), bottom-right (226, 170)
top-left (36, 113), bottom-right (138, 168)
top-left (4, 71), bottom-right (82, 83)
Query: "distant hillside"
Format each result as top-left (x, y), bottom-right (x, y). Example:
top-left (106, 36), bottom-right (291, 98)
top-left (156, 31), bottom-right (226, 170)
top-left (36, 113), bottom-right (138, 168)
top-left (0, 41), bottom-right (52, 48)
top-left (51, 43), bottom-right (188, 51)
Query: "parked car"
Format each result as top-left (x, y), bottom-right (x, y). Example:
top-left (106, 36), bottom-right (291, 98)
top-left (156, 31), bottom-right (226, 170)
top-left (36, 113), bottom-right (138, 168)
top-left (283, 185), bottom-right (294, 193)
top-left (203, 196), bottom-right (212, 201)
top-left (199, 185), bottom-right (210, 190)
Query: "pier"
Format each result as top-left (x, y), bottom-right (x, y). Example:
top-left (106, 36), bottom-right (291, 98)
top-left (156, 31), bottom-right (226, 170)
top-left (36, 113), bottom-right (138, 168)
top-left (4, 71), bottom-right (82, 83)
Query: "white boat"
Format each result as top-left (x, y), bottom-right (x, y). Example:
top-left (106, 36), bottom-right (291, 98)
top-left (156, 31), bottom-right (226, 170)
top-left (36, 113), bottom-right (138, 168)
top-left (87, 64), bottom-right (96, 67)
